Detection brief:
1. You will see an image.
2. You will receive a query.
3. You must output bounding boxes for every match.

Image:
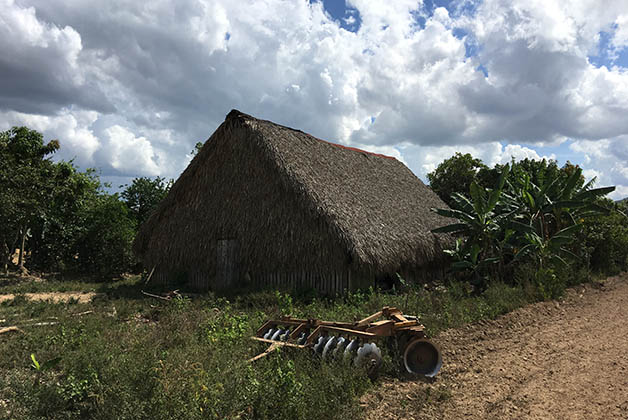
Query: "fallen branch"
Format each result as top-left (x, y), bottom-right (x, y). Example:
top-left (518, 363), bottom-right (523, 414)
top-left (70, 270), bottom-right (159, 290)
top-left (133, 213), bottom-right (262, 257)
top-left (71, 310), bottom-right (93, 317)
top-left (164, 289), bottom-right (181, 299)
top-left (141, 289), bottom-right (181, 301)
top-left (22, 316), bottom-right (58, 323)
top-left (141, 290), bottom-right (171, 301)
top-left (0, 326), bottom-right (21, 334)
top-left (22, 321), bottom-right (58, 327)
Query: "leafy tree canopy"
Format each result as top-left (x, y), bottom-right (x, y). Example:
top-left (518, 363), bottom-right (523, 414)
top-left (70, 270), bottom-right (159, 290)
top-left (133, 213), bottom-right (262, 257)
top-left (121, 176), bottom-right (172, 228)
top-left (426, 152), bottom-right (489, 206)
top-left (1, 126), bottom-right (142, 277)
top-left (0, 127), bottom-right (60, 272)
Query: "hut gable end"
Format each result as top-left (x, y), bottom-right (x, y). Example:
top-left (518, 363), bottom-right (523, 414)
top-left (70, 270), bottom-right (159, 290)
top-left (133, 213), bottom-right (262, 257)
top-left (134, 110), bottom-right (451, 292)
top-left (133, 113), bottom-right (350, 289)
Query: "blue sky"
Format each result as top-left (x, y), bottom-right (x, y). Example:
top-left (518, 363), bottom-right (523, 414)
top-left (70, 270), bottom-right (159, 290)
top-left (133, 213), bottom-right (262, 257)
top-left (1, 0), bottom-right (627, 198)
top-left (315, 0), bottom-right (363, 31)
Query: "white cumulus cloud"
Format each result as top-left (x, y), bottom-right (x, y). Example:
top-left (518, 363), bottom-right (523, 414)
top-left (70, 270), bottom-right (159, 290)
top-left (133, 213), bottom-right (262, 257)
top-left (100, 125), bottom-right (160, 176)
top-left (0, 0), bottom-right (626, 199)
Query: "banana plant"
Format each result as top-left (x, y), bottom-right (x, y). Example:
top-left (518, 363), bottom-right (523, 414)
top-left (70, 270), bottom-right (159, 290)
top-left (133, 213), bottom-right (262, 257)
top-left (510, 222), bottom-right (582, 269)
top-left (432, 164), bottom-right (511, 241)
top-left (443, 238), bottom-right (499, 287)
top-left (431, 165), bottom-right (511, 287)
top-left (30, 353), bottom-right (61, 385)
top-left (506, 166), bottom-right (614, 271)
top-left (509, 166), bottom-right (614, 240)
top-left (431, 158), bottom-right (616, 287)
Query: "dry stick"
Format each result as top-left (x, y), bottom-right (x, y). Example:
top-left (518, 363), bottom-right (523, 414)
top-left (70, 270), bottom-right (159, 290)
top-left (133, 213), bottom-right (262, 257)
top-left (141, 290), bottom-right (171, 301)
top-left (144, 266), bottom-right (156, 285)
top-left (0, 326), bottom-right (21, 334)
top-left (71, 310), bottom-right (93, 317)
top-left (164, 289), bottom-right (180, 299)
top-left (23, 321), bottom-right (58, 327)
top-left (21, 316), bottom-right (58, 323)
top-left (0, 312), bottom-right (92, 331)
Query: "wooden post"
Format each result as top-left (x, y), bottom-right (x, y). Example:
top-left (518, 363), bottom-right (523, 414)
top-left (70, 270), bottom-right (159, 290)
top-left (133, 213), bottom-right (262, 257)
top-left (18, 227), bottom-right (26, 272)
top-left (2, 241), bottom-right (8, 275)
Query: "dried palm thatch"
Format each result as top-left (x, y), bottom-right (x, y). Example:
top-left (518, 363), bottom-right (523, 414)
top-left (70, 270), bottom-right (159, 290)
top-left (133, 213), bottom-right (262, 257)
top-left (134, 110), bottom-right (451, 292)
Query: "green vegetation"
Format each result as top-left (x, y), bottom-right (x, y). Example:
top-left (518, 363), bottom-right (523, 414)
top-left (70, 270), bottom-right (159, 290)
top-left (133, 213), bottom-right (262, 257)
top-left (0, 275), bottom-right (535, 420)
top-left (426, 152), bottom-right (492, 207)
top-left (120, 177), bottom-right (172, 228)
top-left (428, 156), bottom-right (625, 298)
top-left (579, 200), bottom-right (628, 275)
top-left (0, 127), bottom-right (61, 273)
top-left (0, 126), bottom-right (171, 278)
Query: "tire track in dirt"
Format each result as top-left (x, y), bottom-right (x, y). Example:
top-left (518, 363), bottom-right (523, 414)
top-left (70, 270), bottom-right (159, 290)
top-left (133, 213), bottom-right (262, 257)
top-left (363, 274), bottom-right (628, 420)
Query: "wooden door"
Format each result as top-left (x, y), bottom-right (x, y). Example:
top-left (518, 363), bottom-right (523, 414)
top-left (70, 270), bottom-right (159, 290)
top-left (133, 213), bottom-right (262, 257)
top-left (216, 239), bottom-right (240, 289)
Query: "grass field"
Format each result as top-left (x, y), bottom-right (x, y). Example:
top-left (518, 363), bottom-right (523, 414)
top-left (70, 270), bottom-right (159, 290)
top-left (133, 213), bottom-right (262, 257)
top-left (0, 274), bottom-right (551, 419)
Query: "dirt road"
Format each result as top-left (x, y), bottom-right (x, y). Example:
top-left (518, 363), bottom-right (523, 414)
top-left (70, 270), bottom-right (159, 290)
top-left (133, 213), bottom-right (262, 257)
top-left (364, 274), bottom-right (628, 419)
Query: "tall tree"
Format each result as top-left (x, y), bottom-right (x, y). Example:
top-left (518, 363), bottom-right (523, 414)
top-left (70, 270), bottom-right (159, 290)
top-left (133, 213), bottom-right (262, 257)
top-left (426, 152), bottom-right (489, 206)
top-left (0, 127), bottom-right (59, 274)
top-left (74, 193), bottom-right (136, 277)
top-left (121, 176), bottom-right (172, 228)
top-left (27, 164), bottom-right (102, 271)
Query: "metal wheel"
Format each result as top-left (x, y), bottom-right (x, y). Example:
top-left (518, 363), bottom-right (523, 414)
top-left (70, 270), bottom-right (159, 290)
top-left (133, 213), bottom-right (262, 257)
top-left (403, 338), bottom-right (442, 377)
top-left (296, 331), bottom-right (308, 345)
top-left (343, 339), bottom-right (359, 363)
top-left (270, 329), bottom-right (284, 341)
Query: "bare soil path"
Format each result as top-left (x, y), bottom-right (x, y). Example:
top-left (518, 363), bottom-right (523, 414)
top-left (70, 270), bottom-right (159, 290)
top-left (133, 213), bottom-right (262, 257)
top-left (0, 292), bottom-right (97, 304)
top-left (364, 274), bottom-right (628, 419)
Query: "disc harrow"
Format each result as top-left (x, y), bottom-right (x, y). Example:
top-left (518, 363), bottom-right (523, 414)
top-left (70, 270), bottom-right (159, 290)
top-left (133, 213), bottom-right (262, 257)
top-left (251, 306), bottom-right (442, 378)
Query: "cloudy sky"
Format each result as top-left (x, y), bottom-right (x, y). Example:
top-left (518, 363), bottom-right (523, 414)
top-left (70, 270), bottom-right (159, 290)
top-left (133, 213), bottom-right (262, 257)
top-left (1, 0), bottom-right (627, 199)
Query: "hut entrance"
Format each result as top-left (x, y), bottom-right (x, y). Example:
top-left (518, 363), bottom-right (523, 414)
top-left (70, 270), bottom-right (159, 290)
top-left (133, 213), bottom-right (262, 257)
top-left (216, 239), bottom-right (240, 289)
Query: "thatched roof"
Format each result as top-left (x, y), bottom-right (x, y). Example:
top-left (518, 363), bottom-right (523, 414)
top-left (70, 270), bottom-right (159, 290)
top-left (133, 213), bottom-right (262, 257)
top-left (134, 110), bottom-right (451, 279)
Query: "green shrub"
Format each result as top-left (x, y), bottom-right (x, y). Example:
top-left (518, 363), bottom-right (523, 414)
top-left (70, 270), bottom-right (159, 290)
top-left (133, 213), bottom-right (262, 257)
top-left (73, 194), bottom-right (136, 278)
top-left (533, 267), bottom-right (565, 300)
top-left (581, 206), bottom-right (628, 275)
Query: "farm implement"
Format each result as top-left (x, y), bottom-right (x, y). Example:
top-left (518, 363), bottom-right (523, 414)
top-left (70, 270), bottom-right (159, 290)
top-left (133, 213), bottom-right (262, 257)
top-left (251, 306), bottom-right (442, 378)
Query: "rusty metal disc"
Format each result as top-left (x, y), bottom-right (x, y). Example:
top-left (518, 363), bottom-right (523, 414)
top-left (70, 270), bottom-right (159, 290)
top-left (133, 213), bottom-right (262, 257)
top-left (403, 338), bottom-right (442, 377)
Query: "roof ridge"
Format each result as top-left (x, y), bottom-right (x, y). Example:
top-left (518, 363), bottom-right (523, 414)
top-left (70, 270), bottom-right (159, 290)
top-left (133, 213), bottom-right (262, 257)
top-left (226, 109), bottom-right (396, 160)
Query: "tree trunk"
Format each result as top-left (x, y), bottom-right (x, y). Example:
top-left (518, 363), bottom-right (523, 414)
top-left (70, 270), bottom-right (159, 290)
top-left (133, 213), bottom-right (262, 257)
top-left (18, 227), bottom-right (27, 275)
top-left (1, 240), bottom-right (8, 275)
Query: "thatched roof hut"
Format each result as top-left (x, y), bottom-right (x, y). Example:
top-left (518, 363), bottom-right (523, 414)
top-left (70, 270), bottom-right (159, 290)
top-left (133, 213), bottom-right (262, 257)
top-left (134, 110), bottom-right (451, 294)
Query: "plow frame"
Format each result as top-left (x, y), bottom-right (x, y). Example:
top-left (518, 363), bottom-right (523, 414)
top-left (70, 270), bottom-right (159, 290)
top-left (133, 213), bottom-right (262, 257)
top-left (250, 306), bottom-right (428, 360)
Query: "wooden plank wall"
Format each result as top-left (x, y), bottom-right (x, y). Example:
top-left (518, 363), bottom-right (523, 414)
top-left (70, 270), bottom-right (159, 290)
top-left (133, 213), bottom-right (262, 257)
top-left (251, 270), bottom-right (354, 296)
top-left (149, 270), bottom-right (209, 291)
top-left (149, 268), bottom-right (373, 295)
